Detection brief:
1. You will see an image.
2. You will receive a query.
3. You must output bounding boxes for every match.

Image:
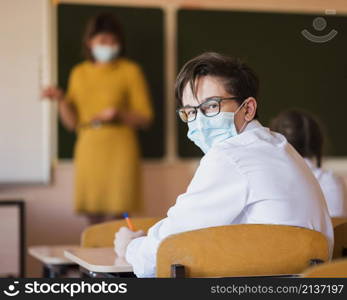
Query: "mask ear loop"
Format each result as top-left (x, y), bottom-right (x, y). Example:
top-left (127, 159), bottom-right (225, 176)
top-left (235, 99), bottom-right (249, 134)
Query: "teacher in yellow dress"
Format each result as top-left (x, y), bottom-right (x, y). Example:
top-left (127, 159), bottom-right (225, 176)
top-left (43, 13), bottom-right (153, 224)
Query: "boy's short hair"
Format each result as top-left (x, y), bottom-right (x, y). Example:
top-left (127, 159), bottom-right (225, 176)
top-left (175, 52), bottom-right (259, 118)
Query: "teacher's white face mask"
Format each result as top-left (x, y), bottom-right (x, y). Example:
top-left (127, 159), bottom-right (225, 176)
top-left (187, 100), bottom-right (248, 154)
top-left (92, 45), bottom-right (120, 63)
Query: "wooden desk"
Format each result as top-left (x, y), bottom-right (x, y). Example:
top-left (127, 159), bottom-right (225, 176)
top-left (29, 245), bottom-right (79, 278)
top-left (64, 247), bottom-right (134, 278)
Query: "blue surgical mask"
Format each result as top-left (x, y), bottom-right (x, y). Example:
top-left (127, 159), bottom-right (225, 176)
top-left (187, 101), bottom-right (247, 154)
top-left (91, 45), bottom-right (120, 63)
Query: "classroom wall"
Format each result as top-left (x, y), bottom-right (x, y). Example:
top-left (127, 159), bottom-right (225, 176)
top-left (58, 0), bottom-right (347, 14)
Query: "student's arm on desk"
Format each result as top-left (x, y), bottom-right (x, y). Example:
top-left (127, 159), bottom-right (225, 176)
top-left (125, 150), bottom-right (249, 277)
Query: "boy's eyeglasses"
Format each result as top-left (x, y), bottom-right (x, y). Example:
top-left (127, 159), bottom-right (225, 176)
top-left (176, 97), bottom-right (240, 123)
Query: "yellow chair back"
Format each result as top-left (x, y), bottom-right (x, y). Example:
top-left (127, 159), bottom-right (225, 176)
top-left (331, 217), bottom-right (347, 228)
top-left (332, 220), bottom-right (347, 259)
top-left (156, 224), bottom-right (329, 278)
top-left (302, 258), bottom-right (347, 277)
top-left (81, 217), bottom-right (162, 248)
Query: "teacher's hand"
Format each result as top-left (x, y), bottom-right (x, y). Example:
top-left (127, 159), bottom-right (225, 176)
top-left (91, 107), bottom-right (118, 122)
top-left (42, 86), bottom-right (64, 102)
top-left (114, 226), bottom-right (145, 258)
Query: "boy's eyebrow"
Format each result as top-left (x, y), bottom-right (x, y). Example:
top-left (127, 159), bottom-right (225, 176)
top-left (181, 96), bottom-right (223, 108)
top-left (201, 95), bottom-right (221, 102)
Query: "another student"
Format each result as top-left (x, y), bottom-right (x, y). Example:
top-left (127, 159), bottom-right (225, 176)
top-left (114, 52), bottom-right (333, 277)
top-left (271, 109), bottom-right (347, 218)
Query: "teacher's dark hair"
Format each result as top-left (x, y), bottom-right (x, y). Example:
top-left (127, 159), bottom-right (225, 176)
top-left (270, 109), bottom-right (324, 168)
top-left (175, 52), bottom-right (259, 118)
top-left (83, 12), bottom-right (125, 60)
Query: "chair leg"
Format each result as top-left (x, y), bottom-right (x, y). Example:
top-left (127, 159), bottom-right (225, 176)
top-left (171, 264), bottom-right (185, 278)
top-left (42, 265), bottom-right (56, 278)
top-left (309, 259), bottom-right (324, 266)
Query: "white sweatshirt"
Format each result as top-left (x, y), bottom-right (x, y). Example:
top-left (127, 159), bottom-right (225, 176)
top-left (126, 120), bottom-right (334, 277)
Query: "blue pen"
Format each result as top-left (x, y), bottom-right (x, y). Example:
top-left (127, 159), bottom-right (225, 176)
top-left (123, 212), bottom-right (135, 231)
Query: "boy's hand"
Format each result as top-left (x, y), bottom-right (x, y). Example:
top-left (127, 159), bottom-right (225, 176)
top-left (114, 226), bottom-right (145, 258)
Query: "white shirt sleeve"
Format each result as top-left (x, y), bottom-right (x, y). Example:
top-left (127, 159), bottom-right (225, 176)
top-left (125, 148), bottom-right (249, 277)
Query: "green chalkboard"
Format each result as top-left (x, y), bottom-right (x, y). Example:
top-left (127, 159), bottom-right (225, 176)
top-left (177, 10), bottom-right (347, 157)
top-left (58, 4), bottom-right (164, 159)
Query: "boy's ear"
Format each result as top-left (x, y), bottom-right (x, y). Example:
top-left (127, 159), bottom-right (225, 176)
top-left (245, 97), bottom-right (257, 121)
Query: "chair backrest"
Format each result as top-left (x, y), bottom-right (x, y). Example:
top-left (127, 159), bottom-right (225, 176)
top-left (333, 220), bottom-right (347, 259)
top-left (156, 224), bottom-right (329, 278)
top-left (81, 217), bottom-right (162, 248)
top-left (331, 217), bottom-right (347, 228)
top-left (302, 258), bottom-right (347, 277)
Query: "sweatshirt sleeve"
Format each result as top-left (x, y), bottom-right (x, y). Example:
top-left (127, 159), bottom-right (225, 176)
top-left (126, 148), bottom-right (249, 277)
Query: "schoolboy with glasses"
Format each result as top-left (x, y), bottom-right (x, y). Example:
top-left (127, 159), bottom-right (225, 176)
top-left (114, 52), bottom-right (333, 278)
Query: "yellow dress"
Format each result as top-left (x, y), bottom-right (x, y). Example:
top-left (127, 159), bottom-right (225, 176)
top-left (66, 58), bottom-right (153, 215)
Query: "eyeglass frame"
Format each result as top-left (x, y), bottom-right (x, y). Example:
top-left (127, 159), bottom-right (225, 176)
top-left (176, 96), bottom-right (242, 123)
